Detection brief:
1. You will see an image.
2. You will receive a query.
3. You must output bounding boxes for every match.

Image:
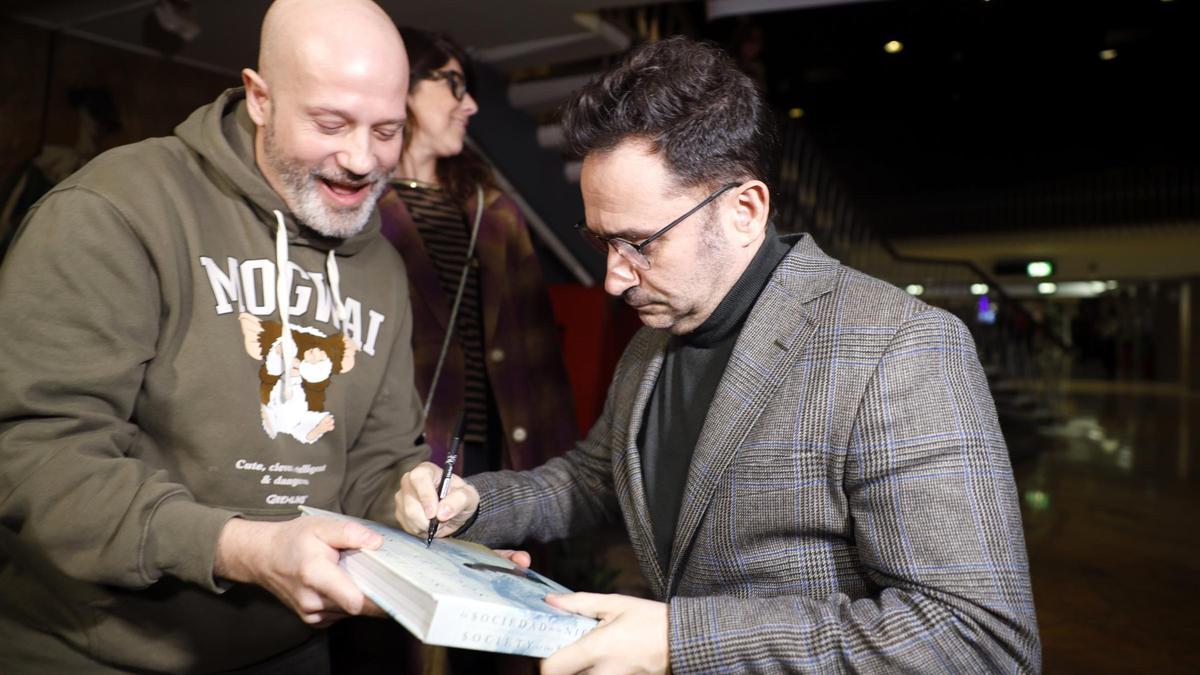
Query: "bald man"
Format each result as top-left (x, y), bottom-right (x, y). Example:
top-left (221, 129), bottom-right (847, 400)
top-left (0, 1), bottom-right (429, 672)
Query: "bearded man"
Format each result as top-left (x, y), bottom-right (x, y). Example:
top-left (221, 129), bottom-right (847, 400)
top-left (0, 1), bottom-right (430, 672)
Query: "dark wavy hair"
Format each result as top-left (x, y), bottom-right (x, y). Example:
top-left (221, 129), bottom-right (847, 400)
top-left (398, 26), bottom-right (493, 207)
top-left (562, 36), bottom-right (778, 199)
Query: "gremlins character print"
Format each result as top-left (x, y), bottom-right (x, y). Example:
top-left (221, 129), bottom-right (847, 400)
top-left (238, 312), bottom-right (357, 444)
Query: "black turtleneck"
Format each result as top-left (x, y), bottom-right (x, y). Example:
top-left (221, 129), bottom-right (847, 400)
top-left (638, 225), bottom-right (792, 574)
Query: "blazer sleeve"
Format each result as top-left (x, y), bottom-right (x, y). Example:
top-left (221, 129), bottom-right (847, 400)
top-left (458, 340), bottom-right (631, 545)
top-left (667, 308), bottom-right (1041, 673)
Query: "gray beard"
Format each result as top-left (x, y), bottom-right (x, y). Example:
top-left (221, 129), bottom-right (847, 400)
top-left (263, 125), bottom-right (390, 239)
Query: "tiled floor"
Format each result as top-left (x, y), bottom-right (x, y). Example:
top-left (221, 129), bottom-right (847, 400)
top-left (1011, 383), bottom-right (1200, 673)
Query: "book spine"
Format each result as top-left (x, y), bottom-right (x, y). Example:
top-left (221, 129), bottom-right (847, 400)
top-left (426, 597), bottom-right (595, 658)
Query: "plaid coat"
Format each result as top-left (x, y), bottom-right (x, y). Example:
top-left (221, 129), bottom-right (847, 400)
top-left (378, 187), bottom-right (578, 472)
top-left (465, 234), bottom-right (1040, 673)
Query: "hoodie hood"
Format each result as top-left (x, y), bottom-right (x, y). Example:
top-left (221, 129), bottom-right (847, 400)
top-left (174, 87), bottom-right (381, 256)
top-left (176, 87), bottom-right (368, 403)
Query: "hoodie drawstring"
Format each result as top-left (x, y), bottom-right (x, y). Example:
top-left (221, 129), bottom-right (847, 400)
top-left (273, 209), bottom-right (346, 403)
top-left (326, 249), bottom-right (346, 333)
top-left (274, 211), bottom-right (295, 402)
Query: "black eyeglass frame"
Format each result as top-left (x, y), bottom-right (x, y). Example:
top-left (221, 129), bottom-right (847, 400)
top-left (417, 69), bottom-right (468, 101)
top-left (574, 182), bottom-right (741, 270)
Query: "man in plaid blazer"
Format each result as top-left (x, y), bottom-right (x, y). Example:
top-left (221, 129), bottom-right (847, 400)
top-left (395, 37), bottom-right (1039, 673)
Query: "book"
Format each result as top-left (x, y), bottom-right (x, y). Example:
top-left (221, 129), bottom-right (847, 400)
top-left (298, 506), bottom-right (597, 657)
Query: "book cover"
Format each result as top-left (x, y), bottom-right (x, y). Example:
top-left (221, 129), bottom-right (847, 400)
top-left (299, 506), bottom-right (597, 657)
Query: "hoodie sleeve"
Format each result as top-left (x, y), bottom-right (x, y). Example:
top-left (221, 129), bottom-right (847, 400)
top-left (0, 186), bottom-right (237, 593)
top-left (337, 265), bottom-right (430, 526)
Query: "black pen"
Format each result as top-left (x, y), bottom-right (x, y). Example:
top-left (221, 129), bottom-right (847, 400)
top-left (426, 412), bottom-right (466, 548)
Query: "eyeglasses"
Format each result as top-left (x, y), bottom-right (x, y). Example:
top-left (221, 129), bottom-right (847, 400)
top-left (575, 182), bottom-right (740, 271)
top-left (419, 69), bottom-right (468, 101)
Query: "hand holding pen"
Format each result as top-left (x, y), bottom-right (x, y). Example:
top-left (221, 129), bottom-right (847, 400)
top-left (393, 413), bottom-right (480, 540)
top-left (425, 412), bottom-right (467, 547)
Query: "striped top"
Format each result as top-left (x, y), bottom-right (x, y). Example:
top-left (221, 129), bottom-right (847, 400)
top-left (394, 183), bottom-right (490, 448)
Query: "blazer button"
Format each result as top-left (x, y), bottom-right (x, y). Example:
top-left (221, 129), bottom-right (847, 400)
top-left (489, 348), bottom-right (505, 363)
top-left (511, 426), bottom-right (527, 443)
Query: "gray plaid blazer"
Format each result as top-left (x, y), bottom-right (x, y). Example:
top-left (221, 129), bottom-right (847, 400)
top-left (465, 234), bottom-right (1040, 673)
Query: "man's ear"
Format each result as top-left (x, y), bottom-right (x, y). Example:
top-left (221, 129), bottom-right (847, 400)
top-left (730, 180), bottom-right (770, 246)
top-left (242, 68), bottom-right (270, 126)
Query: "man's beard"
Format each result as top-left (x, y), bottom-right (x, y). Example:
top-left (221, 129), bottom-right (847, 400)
top-left (263, 125), bottom-right (391, 239)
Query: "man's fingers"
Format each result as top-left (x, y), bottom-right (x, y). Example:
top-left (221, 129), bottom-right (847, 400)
top-left (401, 462), bottom-right (444, 519)
top-left (542, 595), bottom-right (668, 674)
top-left (300, 557), bottom-right (367, 615)
top-left (304, 610), bottom-right (350, 628)
top-left (360, 595), bottom-right (388, 618)
top-left (302, 610), bottom-right (349, 628)
top-left (494, 549), bottom-right (533, 568)
top-left (403, 500), bottom-right (430, 535)
top-left (436, 480), bottom-right (477, 523)
top-left (541, 631), bottom-right (601, 675)
top-left (394, 464), bottom-right (477, 535)
top-left (293, 585), bottom-right (327, 616)
top-left (544, 592), bottom-right (612, 619)
top-left (311, 518), bottom-right (382, 551)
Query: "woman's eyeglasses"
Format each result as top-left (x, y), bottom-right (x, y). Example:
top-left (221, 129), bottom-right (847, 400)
top-left (419, 69), bottom-right (467, 101)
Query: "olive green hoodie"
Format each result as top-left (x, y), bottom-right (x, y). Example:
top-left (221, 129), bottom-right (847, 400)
top-left (0, 88), bottom-right (426, 672)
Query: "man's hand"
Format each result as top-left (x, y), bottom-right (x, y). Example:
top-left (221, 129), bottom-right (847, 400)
top-left (214, 515), bottom-right (387, 626)
top-left (542, 593), bottom-right (670, 675)
top-left (494, 549), bottom-right (532, 568)
top-left (394, 461), bottom-right (480, 538)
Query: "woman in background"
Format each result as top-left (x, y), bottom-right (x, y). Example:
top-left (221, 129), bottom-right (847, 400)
top-left (334, 27), bottom-right (581, 675)
top-left (378, 26), bottom-right (578, 481)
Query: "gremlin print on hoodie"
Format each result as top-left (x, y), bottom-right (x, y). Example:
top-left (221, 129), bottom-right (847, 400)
top-left (238, 313), bottom-right (357, 444)
top-left (198, 203), bottom-right (388, 448)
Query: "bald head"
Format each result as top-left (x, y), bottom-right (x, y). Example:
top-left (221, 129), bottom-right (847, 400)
top-left (243, 0), bottom-right (409, 238)
top-left (257, 0), bottom-right (406, 98)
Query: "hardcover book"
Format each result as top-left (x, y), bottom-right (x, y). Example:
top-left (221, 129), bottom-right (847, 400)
top-left (299, 506), bottom-right (597, 657)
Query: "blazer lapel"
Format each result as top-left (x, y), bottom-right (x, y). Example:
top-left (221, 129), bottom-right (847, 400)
top-left (610, 328), bottom-right (672, 599)
top-left (665, 235), bottom-right (840, 591)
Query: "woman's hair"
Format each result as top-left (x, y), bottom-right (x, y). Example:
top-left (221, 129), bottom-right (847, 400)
top-left (398, 26), bottom-right (494, 207)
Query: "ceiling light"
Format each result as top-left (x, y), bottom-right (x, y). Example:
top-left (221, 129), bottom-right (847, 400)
top-left (970, 283), bottom-right (989, 295)
top-left (905, 284), bottom-right (924, 296)
top-left (884, 40), bottom-right (904, 55)
top-left (1105, 280), bottom-right (1119, 290)
top-left (1026, 261), bottom-right (1054, 278)
top-left (1037, 282), bottom-right (1057, 295)
top-left (788, 107), bottom-right (805, 119)
top-left (1099, 49), bottom-right (1118, 61)
top-left (1088, 281), bottom-right (1107, 294)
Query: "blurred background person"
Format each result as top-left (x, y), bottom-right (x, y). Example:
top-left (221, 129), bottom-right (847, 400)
top-left (0, 87), bottom-right (121, 259)
top-left (381, 26), bottom-right (578, 482)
